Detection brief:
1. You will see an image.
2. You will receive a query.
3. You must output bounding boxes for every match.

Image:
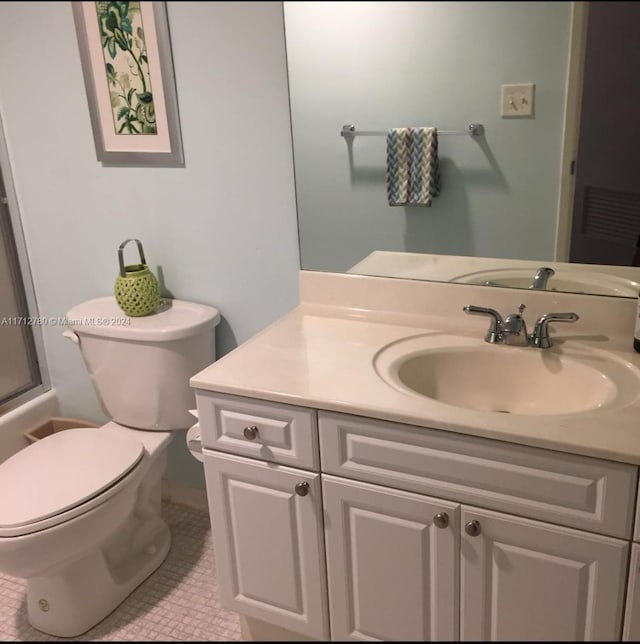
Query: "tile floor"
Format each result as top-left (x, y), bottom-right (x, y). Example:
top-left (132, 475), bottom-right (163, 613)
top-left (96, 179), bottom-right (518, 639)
top-left (0, 502), bottom-right (242, 642)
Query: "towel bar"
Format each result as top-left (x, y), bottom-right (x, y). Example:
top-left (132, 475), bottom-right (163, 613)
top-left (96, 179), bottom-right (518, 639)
top-left (341, 123), bottom-right (484, 137)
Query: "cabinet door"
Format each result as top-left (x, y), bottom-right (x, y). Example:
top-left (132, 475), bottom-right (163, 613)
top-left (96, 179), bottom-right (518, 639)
top-left (203, 450), bottom-right (329, 640)
top-left (460, 506), bottom-right (628, 641)
top-left (323, 474), bottom-right (459, 641)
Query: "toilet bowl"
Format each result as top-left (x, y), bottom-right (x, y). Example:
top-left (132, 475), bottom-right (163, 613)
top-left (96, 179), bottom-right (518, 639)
top-left (0, 297), bottom-right (219, 637)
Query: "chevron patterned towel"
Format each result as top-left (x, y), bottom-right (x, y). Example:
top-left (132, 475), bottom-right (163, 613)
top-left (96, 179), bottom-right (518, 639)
top-left (386, 127), bottom-right (440, 206)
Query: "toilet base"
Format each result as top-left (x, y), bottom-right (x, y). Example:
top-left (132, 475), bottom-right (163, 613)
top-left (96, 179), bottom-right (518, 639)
top-left (26, 522), bottom-right (171, 638)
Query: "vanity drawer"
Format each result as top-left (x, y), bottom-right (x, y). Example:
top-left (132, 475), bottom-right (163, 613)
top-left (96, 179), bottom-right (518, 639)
top-left (319, 411), bottom-right (637, 539)
top-left (196, 391), bottom-right (319, 470)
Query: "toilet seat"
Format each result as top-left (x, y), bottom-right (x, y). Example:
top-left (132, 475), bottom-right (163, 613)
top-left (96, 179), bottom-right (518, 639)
top-left (0, 428), bottom-right (145, 538)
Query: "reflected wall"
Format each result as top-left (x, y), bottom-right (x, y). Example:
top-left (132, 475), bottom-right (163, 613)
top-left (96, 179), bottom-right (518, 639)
top-left (284, 1), bottom-right (572, 272)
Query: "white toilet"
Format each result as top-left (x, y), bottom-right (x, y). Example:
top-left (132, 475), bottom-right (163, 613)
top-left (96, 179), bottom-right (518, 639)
top-left (0, 296), bottom-right (219, 637)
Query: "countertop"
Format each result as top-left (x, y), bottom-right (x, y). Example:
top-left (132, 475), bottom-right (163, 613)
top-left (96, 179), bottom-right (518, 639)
top-left (349, 250), bottom-right (640, 290)
top-left (191, 271), bottom-right (640, 466)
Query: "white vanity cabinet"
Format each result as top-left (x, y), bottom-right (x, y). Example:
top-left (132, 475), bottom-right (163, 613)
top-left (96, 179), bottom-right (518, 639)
top-left (197, 392), bottom-right (329, 640)
top-left (321, 475), bottom-right (628, 642)
top-left (196, 391), bottom-right (638, 642)
top-left (320, 411), bottom-right (633, 641)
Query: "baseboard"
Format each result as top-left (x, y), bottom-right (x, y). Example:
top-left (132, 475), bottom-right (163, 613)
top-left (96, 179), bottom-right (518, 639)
top-left (161, 479), bottom-right (209, 513)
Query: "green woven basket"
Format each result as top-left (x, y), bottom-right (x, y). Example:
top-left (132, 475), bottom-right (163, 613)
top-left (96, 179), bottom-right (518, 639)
top-left (114, 239), bottom-right (160, 317)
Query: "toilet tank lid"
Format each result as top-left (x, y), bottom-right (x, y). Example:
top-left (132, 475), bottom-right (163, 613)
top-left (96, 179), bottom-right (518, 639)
top-left (66, 297), bottom-right (220, 341)
top-left (0, 428), bottom-right (144, 531)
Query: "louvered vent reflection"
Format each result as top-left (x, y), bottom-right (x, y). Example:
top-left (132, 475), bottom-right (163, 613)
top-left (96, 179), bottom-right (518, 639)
top-left (582, 186), bottom-right (640, 244)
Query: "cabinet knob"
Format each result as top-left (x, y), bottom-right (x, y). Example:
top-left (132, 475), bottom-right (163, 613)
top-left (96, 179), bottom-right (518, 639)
top-left (243, 425), bottom-right (259, 440)
top-left (433, 512), bottom-right (449, 529)
top-left (295, 482), bottom-right (310, 496)
top-left (465, 520), bottom-right (482, 537)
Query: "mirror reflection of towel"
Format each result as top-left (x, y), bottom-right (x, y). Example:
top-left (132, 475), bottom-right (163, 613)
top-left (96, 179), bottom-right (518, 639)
top-left (386, 127), bottom-right (440, 207)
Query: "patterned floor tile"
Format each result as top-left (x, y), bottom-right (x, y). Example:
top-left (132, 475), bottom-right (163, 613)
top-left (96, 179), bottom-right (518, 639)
top-left (0, 502), bottom-right (242, 642)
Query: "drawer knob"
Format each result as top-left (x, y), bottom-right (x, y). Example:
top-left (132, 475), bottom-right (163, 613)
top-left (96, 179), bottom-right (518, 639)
top-left (465, 520), bottom-right (482, 537)
top-left (243, 425), bottom-right (259, 440)
top-left (433, 512), bottom-right (449, 529)
top-left (295, 482), bottom-right (310, 496)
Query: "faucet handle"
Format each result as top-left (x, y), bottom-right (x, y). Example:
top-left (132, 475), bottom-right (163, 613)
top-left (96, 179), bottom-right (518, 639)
top-left (463, 305), bottom-right (504, 343)
top-left (531, 312), bottom-right (579, 348)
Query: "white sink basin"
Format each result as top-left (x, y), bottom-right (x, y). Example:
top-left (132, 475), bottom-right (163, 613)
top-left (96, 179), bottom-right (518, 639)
top-left (450, 268), bottom-right (640, 297)
top-left (374, 334), bottom-right (640, 415)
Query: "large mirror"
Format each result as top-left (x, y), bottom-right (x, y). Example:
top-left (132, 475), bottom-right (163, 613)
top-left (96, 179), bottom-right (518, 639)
top-left (284, 1), bottom-right (640, 297)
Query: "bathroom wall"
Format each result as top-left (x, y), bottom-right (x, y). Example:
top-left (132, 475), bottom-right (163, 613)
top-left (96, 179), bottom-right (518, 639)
top-left (0, 2), bottom-right (299, 487)
top-left (285, 1), bottom-right (572, 271)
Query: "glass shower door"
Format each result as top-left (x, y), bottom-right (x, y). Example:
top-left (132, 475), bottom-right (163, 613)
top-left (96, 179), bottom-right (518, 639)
top-left (0, 170), bottom-right (42, 409)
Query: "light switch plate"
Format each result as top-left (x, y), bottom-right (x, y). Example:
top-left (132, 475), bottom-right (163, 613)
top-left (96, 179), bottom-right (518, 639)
top-left (501, 83), bottom-right (535, 117)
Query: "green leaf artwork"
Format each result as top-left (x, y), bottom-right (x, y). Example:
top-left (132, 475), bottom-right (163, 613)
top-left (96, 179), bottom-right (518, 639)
top-left (96, 1), bottom-right (157, 135)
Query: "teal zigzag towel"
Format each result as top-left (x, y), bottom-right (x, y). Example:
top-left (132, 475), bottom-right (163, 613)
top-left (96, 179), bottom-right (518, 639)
top-left (386, 127), bottom-right (440, 206)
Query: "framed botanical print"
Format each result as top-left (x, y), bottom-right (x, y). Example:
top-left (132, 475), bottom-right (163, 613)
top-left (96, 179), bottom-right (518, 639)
top-left (72, 2), bottom-right (184, 166)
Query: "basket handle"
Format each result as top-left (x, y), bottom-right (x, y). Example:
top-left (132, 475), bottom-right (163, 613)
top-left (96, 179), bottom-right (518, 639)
top-left (118, 239), bottom-right (147, 277)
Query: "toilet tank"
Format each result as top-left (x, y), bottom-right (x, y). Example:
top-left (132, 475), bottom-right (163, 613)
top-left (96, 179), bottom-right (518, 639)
top-left (65, 297), bottom-right (220, 431)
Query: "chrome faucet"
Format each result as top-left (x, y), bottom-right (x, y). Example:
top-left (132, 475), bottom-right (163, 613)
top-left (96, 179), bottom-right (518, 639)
top-left (529, 266), bottom-right (555, 290)
top-left (502, 304), bottom-right (529, 346)
top-left (463, 304), bottom-right (579, 348)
